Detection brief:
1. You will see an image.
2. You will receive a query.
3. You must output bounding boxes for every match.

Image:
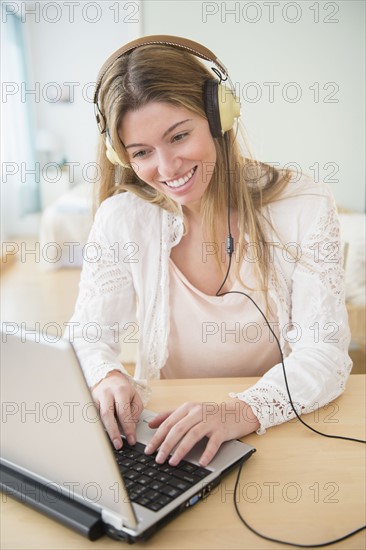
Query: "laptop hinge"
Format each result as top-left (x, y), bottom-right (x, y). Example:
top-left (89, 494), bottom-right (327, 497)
top-left (101, 508), bottom-right (135, 531)
top-left (0, 462), bottom-right (105, 540)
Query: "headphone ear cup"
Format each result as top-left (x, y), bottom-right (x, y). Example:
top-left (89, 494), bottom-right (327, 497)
top-left (204, 80), bottom-right (222, 138)
top-left (105, 133), bottom-right (129, 167)
top-left (217, 83), bottom-right (241, 134)
top-left (204, 80), bottom-right (241, 138)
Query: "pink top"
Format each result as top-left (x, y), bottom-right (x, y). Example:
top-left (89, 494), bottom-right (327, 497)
top-left (161, 258), bottom-right (282, 379)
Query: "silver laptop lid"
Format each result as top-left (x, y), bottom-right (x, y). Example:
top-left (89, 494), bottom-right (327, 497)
top-left (0, 329), bottom-right (137, 530)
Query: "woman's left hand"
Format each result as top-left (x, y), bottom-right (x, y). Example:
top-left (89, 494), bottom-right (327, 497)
top-left (144, 400), bottom-right (259, 467)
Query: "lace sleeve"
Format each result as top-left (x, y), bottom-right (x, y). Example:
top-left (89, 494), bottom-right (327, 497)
top-left (66, 200), bottom-right (139, 390)
top-left (231, 183), bottom-right (352, 433)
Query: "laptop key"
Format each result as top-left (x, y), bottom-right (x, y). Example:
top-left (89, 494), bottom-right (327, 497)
top-left (136, 454), bottom-right (154, 464)
top-left (131, 463), bottom-right (147, 473)
top-left (144, 467), bottom-right (159, 477)
top-left (180, 462), bottom-right (198, 473)
top-left (159, 486), bottom-right (181, 498)
top-left (147, 461), bottom-right (161, 470)
top-left (160, 464), bottom-right (178, 475)
top-left (135, 496), bottom-right (151, 507)
top-left (116, 457), bottom-right (134, 467)
top-left (132, 484), bottom-right (147, 496)
top-left (124, 450), bottom-right (141, 459)
top-left (156, 495), bottom-right (171, 506)
top-left (193, 468), bottom-right (211, 479)
top-left (172, 470), bottom-right (200, 484)
top-left (144, 490), bottom-right (161, 500)
top-left (149, 481), bottom-right (164, 491)
top-left (147, 501), bottom-right (166, 512)
top-left (167, 477), bottom-right (189, 491)
top-left (124, 470), bottom-right (140, 481)
top-left (137, 475), bottom-right (152, 486)
top-left (154, 473), bottom-right (171, 483)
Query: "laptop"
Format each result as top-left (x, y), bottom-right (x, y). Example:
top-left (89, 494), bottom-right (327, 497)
top-left (0, 328), bottom-right (255, 543)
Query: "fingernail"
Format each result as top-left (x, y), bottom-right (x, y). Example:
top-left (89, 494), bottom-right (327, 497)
top-left (144, 444), bottom-right (153, 454)
top-left (113, 438), bottom-right (122, 450)
top-left (169, 456), bottom-right (179, 467)
top-left (127, 435), bottom-right (136, 446)
top-left (156, 451), bottom-right (166, 463)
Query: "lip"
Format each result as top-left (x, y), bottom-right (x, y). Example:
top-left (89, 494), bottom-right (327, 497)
top-left (160, 166), bottom-right (198, 194)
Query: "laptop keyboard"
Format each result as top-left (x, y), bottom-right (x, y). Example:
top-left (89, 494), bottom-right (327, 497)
top-left (113, 440), bottom-right (210, 512)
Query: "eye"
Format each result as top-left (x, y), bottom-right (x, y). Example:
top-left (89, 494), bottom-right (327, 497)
top-left (172, 132), bottom-right (189, 143)
top-left (132, 149), bottom-right (148, 159)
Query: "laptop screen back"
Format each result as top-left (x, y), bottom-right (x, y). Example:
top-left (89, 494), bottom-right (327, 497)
top-left (0, 330), bottom-right (136, 529)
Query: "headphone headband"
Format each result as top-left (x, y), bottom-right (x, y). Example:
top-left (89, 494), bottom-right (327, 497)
top-left (93, 34), bottom-right (228, 105)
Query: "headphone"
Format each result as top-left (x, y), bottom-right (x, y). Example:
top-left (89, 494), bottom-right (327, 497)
top-left (93, 35), bottom-right (241, 167)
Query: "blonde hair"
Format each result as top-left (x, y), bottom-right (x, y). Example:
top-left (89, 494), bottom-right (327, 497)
top-left (95, 44), bottom-right (292, 293)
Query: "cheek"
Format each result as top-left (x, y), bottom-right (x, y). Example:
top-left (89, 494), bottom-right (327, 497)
top-left (201, 135), bottom-right (217, 162)
top-left (132, 161), bottom-right (151, 180)
top-left (133, 164), bottom-right (160, 189)
top-left (202, 143), bottom-right (217, 171)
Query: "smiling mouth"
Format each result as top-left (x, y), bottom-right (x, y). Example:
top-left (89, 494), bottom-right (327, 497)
top-left (163, 166), bottom-right (197, 188)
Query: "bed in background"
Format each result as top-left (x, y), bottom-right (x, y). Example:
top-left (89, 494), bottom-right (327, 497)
top-left (39, 181), bottom-right (94, 271)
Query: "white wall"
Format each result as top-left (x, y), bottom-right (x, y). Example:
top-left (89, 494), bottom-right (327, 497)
top-left (141, 0), bottom-right (365, 212)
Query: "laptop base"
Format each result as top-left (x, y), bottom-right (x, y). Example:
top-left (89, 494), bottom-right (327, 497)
top-left (0, 462), bottom-right (105, 541)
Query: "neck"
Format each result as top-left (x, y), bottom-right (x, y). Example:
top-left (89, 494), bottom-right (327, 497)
top-left (182, 202), bottom-right (203, 224)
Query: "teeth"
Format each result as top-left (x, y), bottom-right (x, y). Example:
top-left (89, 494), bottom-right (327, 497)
top-left (165, 167), bottom-right (195, 188)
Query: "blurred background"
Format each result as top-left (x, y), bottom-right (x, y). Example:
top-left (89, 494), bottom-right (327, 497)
top-left (1, 0), bottom-right (365, 370)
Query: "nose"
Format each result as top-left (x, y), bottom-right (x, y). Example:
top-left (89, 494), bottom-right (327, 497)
top-left (156, 148), bottom-right (183, 180)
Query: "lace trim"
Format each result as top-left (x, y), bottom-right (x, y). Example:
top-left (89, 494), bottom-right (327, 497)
top-left (146, 211), bottom-right (183, 379)
top-left (230, 383), bottom-right (306, 433)
top-left (295, 200), bottom-right (345, 305)
top-left (82, 362), bottom-right (126, 388)
top-left (168, 209), bottom-right (184, 247)
top-left (74, 221), bottom-right (132, 312)
top-left (230, 355), bottom-right (351, 434)
top-left (83, 362), bottom-right (152, 405)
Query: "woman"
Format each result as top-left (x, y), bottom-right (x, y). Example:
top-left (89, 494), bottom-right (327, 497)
top-left (69, 36), bottom-right (352, 467)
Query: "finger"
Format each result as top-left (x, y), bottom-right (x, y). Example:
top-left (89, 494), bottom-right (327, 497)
top-left (145, 409), bottom-right (188, 457)
top-left (99, 393), bottom-right (123, 450)
top-left (116, 392), bottom-right (144, 445)
top-left (168, 423), bottom-right (208, 466)
top-left (94, 398), bottom-right (101, 414)
top-left (199, 435), bottom-right (223, 468)
top-left (115, 400), bottom-right (134, 445)
top-left (131, 391), bottom-right (144, 423)
top-left (149, 410), bottom-right (201, 463)
top-left (148, 410), bottom-right (173, 429)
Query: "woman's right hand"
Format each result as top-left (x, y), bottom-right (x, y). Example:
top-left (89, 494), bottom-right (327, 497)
top-left (91, 370), bottom-right (143, 449)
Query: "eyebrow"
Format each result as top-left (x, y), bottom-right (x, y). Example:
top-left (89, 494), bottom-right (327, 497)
top-left (124, 119), bottom-right (192, 149)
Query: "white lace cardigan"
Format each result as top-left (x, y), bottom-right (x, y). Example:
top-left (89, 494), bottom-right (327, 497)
top-left (68, 173), bottom-right (352, 433)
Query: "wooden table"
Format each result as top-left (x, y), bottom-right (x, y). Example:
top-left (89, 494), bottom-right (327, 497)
top-left (1, 376), bottom-right (365, 549)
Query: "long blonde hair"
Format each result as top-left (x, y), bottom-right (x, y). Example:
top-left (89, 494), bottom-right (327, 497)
top-left (95, 44), bottom-right (292, 292)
